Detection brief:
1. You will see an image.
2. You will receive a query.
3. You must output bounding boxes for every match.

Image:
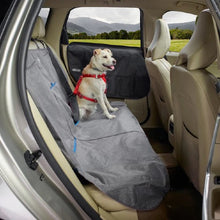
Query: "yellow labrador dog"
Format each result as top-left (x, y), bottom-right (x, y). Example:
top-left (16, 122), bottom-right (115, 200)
top-left (74, 48), bottom-right (118, 120)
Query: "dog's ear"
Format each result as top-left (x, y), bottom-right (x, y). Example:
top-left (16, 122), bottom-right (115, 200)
top-left (104, 48), bottom-right (111, 54)
top-left (104, 48), bottom-right (112, 55)
top-left (93, 49), bottom-right (101, 56)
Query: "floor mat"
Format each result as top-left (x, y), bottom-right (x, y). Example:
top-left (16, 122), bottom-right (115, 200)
top-left (142, 128), bottom-right (202, 220)
top-left (165, 167), bottom-right (202, 220)
top-left (144, 128), bottom-right (173, 153)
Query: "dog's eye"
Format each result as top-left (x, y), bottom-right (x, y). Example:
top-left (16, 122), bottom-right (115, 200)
top-left (103, 56), bottom-right (107, 58)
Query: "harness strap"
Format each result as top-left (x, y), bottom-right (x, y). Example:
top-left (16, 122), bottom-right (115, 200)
top-left (83, 73), bottom-right (107, 82)
top-left (74, 74), bottom-right (107, 103)
top-left (77, 91), bottom-right (98, 103)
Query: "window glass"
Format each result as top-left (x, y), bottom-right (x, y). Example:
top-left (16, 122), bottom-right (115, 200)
top-left (67, 7), bottom-right (141, 47)
top-left (38, 8), bottom-right (50, 25)
top-left (162, 11), bottom-right (197, 52)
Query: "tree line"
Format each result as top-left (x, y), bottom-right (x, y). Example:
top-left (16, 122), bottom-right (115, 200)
top-left (68, 30), bottom-right (140, 40)
top-left (68, 28), bottom-right (193, 40)
top-left (170, 29), bottom-right (193, 39)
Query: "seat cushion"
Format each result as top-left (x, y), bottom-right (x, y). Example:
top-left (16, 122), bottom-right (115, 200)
top-left (85, 184), bottom-right (130, 212)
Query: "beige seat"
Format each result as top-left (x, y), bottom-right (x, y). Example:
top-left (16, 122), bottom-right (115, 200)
top-left (171, 10), bottom-right (220, 194)
top-left (145, 19), bottom-right (172, 132)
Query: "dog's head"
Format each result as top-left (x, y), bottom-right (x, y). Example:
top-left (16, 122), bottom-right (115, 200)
top-left (91, 48), bottom-right (116, 72)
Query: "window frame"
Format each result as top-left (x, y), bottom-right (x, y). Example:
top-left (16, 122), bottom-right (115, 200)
top-left (62, 7), bottom-right (144, 55)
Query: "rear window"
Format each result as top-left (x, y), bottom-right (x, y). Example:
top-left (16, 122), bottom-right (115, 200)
top-left (162, 11), bottom-right (197, 52)
top-left (38, 8), bottom-right (50, 25)
top-left (66, 7), bottom-right (141, 48)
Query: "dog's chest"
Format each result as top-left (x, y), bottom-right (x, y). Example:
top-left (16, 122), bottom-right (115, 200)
top-left (93, 78), bottom-right (106, 92)
top-left (100, 79), bottom-right (106, 92)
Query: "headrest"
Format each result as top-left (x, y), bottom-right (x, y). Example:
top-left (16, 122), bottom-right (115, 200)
top-left (176, 10), bottom-right (218, 70)
top-left (31, 17), bottom-right (45, 39)
top-left (147, 19), bottom-right (171, 60)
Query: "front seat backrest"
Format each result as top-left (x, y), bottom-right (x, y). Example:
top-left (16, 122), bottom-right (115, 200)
top-left (171, 9), bottom-right (220, 193)
top-left (145, 19), bottom-right (172, 132)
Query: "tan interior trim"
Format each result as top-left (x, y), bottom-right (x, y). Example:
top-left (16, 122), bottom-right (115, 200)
top-left (85, 184), bottom-right (131, 212)
top-left (99, 207), bottom-right (138, 220)
top-left (176, 1), bottom-right (206, 12)
top-left (61, 44), bottom-right (69, 72)
top-left (61, 44), bottom-right (78, 84)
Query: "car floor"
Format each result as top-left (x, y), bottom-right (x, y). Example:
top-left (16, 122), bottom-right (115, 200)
top-left (143, 128), bottom-right (203, 220)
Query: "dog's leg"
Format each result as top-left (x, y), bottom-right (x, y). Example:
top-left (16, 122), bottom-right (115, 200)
top-left (104, 94), bottom-right (119, 112)
top-left (79, 108), bottom-right (86, 119)
top-left (79, 108), bottom-right (88, 119)
top-left (97, 95), bottom-right (116, 119)
top-left (79, 107), bottom-right (93, 120)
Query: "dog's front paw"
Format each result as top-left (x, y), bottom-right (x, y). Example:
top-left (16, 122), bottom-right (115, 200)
top-left (106, 114), bottom-right (116, 119)
top-left (110, 107), bottom-right (119, 112)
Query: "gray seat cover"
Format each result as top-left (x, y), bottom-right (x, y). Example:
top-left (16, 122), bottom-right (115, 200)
top-left (26, 48), bottom-right (169, 210)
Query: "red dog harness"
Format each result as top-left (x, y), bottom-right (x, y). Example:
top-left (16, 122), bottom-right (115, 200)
top-left (73, 73), bottom-right (107, 103)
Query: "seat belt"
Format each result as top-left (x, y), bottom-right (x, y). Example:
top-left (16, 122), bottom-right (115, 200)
top-left (47, 46), bottom-right (80, 123)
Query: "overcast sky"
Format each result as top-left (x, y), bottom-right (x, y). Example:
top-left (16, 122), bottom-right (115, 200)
top-left (69, 7), bottom-right (197, 24)
top-left (163, 11), bottom-right (197, 23)
top-left (69, 7), bottom-right (140, 24)
top-left (40, 7), bottom-right (197, 24)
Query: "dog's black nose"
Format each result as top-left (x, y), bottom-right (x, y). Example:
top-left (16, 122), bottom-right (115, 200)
top-left (113, 59), bottom-right (116, 65)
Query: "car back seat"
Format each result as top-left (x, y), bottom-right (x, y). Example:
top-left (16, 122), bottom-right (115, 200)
top-left (145, 19), bottom-right (172, 132)
top-left (171, 10), bottom-right (220, 193)
top-left (27, 16), bottom-right (168, 220)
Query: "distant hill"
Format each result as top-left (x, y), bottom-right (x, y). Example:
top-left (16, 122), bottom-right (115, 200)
top-left (40, 15), bottom-right (195, 36)
top-left (67, 17), bottom-right (140, 35)
top-left (66, 22), bottom-right (95, 35)
top-left (168, 21), bottom-right (195, 31)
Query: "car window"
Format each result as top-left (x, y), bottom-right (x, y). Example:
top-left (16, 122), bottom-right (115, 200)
top-left (66, 7), bottom-right (141, 48)
top-left (163, 11), bottom-right (197, 52)
top-left (38, 8), bottom-right (50, 25)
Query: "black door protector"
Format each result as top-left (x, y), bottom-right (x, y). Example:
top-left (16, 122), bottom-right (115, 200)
top-left (67, 42), bottom-right (150, 99)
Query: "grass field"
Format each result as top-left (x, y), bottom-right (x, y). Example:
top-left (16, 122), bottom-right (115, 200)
top-left (69, 39), bottom-right (140, 47)
top-left (69, 39), bottom-right (189, 52)
top-left (169, 39), bottom-right (189, 52)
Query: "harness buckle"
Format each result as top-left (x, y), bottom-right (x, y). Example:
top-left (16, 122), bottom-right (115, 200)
top-left (78, 92), bottom-right (83, 99)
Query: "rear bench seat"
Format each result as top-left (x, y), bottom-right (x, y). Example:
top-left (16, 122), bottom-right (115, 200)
top-left (26, 17), bottom-right (168, 220)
